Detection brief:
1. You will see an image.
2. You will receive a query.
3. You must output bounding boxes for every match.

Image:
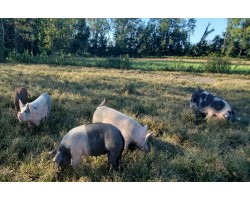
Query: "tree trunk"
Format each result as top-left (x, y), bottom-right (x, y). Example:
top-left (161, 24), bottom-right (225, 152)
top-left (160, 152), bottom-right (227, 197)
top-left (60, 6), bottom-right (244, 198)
top-left (1, 19), bottom-right (4, 44)
top-left (222, 28), bottom-right (229, 55)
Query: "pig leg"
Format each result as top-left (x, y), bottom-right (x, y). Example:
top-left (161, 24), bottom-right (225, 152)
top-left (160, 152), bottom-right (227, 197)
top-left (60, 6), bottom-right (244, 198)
top-left (107, 152), bottom-right (118, 171)
top-left (204, 109), bottom-right (214, 120)
top-left (116, 155), bottom-right (122, 170)
top-left (71, 155), bottom-right (81, 170)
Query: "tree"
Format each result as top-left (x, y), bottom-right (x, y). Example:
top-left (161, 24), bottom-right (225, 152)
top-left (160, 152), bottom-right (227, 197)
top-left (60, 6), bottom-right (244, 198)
top-left (223, 18), bottom-right (250, 57)
top-left (156, 18), bottom-right (189, 56)
top-left (69, 19), bottom-right (90, 56)
top-left (210, 35), bottom-right (224, 55)
top-left (0, 18), bottom-right (5, 61)
top-left (112, 18), bottom-right (143, 56)
top-left (196, 23), bottom-right (215, 56)
top-left (87, 18), bottom-right (110, 56)
top-left (185, 18), bottom-right (196, 55)
top-left (134, 19), bottom-right (161, 56)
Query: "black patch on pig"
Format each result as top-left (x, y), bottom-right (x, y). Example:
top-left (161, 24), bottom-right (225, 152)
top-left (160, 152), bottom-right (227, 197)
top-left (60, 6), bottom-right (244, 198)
top-left (211, 100), bottom-right (225, 111)
top-left (58, 144), bottom-right (71, 166)
top-left (201, 93), bottom-right (207, 100)
top-left (191, 89), bottom-right (204, 104)
top-left (86, 124), bottom-right (107, 156)
top-left (205, 94), bottom-right (214, 104)
top-left (200, 100), bottom-right (209, 108)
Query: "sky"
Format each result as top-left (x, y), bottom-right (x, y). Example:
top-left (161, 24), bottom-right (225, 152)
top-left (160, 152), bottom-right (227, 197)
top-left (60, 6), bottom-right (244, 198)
top-left (190, 18), bottom-right (228, 44)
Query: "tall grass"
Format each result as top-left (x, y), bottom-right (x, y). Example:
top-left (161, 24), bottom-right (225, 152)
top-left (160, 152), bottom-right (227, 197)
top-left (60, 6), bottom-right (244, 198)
top-left (5, 52), bottom-right (250, 74)
top-left (0, 64), bottom-right (249, 181)
top-left (205, 57), bottom-right (231, 73)
top-left (7, 52), bottom-right (132, 69)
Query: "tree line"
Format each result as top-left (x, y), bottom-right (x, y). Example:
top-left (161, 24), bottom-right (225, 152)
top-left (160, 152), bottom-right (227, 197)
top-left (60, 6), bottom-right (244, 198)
top-left (0, 18), bottom-right (249, 61)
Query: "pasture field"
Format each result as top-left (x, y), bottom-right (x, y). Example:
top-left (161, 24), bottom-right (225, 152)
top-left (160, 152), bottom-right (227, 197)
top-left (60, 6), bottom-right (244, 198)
top-left (0, 63), bottom-right (249, 182)
top-left (9, 54), bottom-right (250, 74)
top-left (132, 58), bottom-right (250, 73)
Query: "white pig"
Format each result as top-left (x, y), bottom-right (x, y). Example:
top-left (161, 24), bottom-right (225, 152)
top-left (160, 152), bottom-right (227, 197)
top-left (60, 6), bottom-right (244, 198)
top-left (92, 100), bottom-right (152, 153)
top-left (17, 93), bottom-right (51, 126)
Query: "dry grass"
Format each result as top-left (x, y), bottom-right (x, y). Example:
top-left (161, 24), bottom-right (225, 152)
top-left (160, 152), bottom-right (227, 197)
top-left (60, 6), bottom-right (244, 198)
top-left (0, 63), bottom-right (249, 182)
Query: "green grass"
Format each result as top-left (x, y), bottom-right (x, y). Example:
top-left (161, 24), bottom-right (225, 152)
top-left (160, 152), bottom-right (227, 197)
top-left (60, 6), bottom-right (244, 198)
top-left (132, 58), bottom-right (250, 74)
top-left (6, 53), bottom-right (250, 74)
top-left (0, 63), bottom-right (249, 182)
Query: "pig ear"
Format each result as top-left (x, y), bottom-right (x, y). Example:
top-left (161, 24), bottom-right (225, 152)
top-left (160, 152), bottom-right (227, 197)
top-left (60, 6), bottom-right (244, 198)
top-left (53, 152), bottom-right (62, 164)
top-left (48, 149), bottom-right (57, 156)
top-left (19, 99), bottom-right (24, 108)
top-left (27, 103), bottom-right (32, 111)
top-left (145, 132), bottom-right (153, 141)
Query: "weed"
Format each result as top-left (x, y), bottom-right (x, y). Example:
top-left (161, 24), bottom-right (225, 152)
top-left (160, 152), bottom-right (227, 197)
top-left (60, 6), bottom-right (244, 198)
top-left (205, 57), bottom-right (231, 73)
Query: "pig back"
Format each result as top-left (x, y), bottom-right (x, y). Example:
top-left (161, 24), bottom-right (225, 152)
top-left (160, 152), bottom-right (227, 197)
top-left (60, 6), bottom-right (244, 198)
top-left (30, 93), bottom-right (51, 117)
top-left (93, 106), bottom-right (144, 148)
top-left (85, 123), bottom-right (124, 156)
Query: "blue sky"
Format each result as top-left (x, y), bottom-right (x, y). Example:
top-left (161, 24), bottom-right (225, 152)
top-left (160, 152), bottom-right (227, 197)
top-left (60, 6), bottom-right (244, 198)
top-left (190, 18), bottom-right (228, 44)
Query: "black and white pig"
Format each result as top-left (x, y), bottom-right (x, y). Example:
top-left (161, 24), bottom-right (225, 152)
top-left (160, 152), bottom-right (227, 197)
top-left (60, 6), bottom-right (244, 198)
top-left (14, 87), bottom-right (29, 112)
top-left (17, 93), bottom-right (51, 126)
top-left (51, 123), bottom-right (124, 171)
top-left (92, 100), bottom-right (153, 153)
top-left (190, 88), bottom-right (240, 120)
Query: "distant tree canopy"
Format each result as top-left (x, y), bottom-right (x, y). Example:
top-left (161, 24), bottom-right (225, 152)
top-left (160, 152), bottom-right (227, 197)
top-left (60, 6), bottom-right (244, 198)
top-left (0, 18), bottom-right (249, 62)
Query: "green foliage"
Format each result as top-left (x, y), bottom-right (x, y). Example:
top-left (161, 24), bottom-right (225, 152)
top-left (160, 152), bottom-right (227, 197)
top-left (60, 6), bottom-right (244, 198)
top-left (205, 57), bottom-right (232, 73)
top-left (96, 57), bottom-right (132, 69)
top-left (223, 19), bottom-right (250, 58)
top-left (6, 52), bottom-right (132, 69)
top-left (2, 18), bottom-right (245, 60)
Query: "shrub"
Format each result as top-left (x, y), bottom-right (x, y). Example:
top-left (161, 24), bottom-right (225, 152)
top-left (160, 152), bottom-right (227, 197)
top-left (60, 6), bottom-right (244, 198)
top-left (205, 57), bottom-right (231, 73)
top-left (103, 56), bottom-right (132, 69)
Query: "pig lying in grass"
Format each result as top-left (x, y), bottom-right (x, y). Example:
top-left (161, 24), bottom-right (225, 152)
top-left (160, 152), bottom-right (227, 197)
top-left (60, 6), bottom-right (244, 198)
top-left (17, 93), bottom-right (51, 126)
top-left (190, 88), bottom-right (240, 121)
top-left (92, 100), bottom-right (152, 153)
top-left (14, 87), bottom-right (29, 112)
top-left (51, 123), bottom-right (124, 171)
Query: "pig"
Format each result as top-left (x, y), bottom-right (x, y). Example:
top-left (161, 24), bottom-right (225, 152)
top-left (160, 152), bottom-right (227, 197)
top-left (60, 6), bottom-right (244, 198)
top-left (92, 100), bottom-right (152, 153)
top-left (17, 93), bottom-right (51, 126)
top-left (190, 88), bottom-right (240, 121)
top-left (51, 123), bottom-right (124, 170)
top-left (14, 87), bottom-right (29, 112)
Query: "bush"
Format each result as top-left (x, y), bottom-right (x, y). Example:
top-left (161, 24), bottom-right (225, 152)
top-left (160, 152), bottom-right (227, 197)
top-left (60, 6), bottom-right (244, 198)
top-left (101, 56), bottom-right (132, 69)
top-left (205, 57), bottom-right (231, 73)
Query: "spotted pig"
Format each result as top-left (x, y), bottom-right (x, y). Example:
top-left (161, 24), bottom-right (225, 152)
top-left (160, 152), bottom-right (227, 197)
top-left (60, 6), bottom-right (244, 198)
top-left (190, 88), bottom-right (239, 120)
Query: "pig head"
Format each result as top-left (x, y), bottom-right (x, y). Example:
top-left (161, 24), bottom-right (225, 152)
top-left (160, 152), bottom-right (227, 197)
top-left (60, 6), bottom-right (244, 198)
top-left (17, 93), bottom-right (51, 126)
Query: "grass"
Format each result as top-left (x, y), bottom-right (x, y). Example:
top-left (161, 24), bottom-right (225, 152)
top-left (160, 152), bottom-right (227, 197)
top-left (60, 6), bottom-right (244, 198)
top-left (6, 53), bottom-right (250, 74)
top-left (0, 63), bottom-right (249, 182)
top-left (132, 58), bottom-right (250, 74)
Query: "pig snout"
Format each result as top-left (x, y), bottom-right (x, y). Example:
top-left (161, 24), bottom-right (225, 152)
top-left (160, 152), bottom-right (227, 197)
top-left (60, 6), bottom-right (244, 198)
top-left (143, 143), bottom-right (150, 153)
